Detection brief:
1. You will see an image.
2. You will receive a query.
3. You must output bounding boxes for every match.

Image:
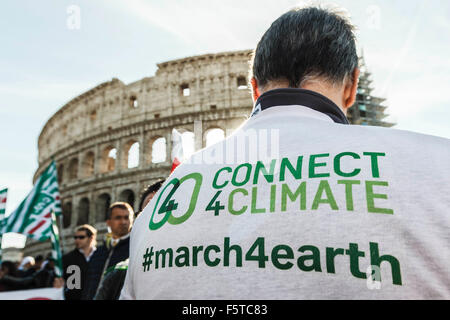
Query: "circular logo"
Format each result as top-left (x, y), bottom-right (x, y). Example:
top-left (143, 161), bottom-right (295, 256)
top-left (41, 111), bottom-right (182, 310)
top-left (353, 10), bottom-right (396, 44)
top-left (149, 172), bottom-right (202, 231)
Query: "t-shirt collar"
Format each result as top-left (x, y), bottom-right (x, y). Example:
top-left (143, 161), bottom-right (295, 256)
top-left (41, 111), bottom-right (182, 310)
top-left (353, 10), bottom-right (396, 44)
top-left (79, 246), bottom-right (97, 262)
top-left (251, 88), bottom-right (349, 124)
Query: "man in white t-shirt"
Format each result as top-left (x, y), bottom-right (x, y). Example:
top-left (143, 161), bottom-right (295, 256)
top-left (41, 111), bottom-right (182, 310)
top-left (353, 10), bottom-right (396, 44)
top-left (121, 5), bottom-right (450, 299)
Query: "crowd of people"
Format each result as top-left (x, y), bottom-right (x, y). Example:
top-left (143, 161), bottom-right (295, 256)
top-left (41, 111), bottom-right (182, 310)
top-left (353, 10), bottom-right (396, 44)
top-left (0, 179), bottom-right (164, 299)
top-left (0, 253), bottom-right (62, 292)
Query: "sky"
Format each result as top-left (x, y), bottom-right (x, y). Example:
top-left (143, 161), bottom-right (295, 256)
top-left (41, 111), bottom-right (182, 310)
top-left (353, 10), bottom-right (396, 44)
top-left (1, 0), bottom-right (449, 249)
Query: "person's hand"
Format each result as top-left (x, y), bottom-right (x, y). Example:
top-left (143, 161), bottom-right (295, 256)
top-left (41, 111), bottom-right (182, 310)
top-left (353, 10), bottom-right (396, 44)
top-left (53, 277), bottom-right (64, 288)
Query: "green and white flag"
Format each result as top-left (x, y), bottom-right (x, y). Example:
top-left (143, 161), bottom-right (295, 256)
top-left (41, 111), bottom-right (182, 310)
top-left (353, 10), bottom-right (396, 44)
top-left (0, 188), bottom-right (6, 220)
top-left (0, 188), bottom-right (7, 261)
top-left (0, 162), bottom-right (63, 276)
top-left (50, 211), bottom-right (63, 277)
top-left (1, 162), bottom-right (61, 239)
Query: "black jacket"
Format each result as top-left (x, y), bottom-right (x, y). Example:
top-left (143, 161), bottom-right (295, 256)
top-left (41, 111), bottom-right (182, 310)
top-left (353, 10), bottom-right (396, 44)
top-left (16, 268), bottom-right (36, 278)
top-left (82, 236), bottom-right (130, 300)
top-left (62, 249), bottom-right (89, 300)
top-left (94, 259), bottom-right (128, 300)
top-left (0, 264), bottom-right (56, 291)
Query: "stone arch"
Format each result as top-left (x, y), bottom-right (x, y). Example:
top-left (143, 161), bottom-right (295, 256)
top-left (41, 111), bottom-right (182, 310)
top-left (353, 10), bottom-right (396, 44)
top-left (237, 76), bottom-right (248, 90)
top-left (100, 146), bottom-right (116, 173)
top-left (62, 201), bottom-right (72, 228)
top-left (68, 158), bottom-right (79, 181)
top-left (151, 137), bottom-right (167, 164)
top-left (77, 197), bottom-right (90, 226)
top-left (119, 189), bottom-right (135, 211)
top-left (81, 151), bottom-right (95, 177)
top-left (96, 193), bottom-right (111, 222)
top-left (129, 95), bottom-right (139, 108)
top-left (205, 127), bottom-right (225, 147)
top-left (123, 140), bottom-right (140, 169)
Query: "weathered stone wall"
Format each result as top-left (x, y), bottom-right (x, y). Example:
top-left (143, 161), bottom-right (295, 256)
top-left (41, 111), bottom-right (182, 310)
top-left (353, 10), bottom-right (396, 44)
top-left (25, 50), bottom-right (254, 256)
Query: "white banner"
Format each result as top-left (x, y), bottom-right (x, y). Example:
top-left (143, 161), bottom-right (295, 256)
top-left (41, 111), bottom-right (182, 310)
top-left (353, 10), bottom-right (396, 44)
top-left (0, 287), bottom-right (64, 300)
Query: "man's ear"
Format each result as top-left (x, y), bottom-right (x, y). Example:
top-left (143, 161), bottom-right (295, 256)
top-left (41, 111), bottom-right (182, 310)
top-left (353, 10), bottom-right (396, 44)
top-left (343, 68), bottom-right (360, 112)
top-left (250, 77), bottom-right (260, 102)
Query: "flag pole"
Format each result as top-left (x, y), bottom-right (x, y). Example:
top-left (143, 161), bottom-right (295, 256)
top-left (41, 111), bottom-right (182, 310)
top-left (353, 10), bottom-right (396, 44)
top-left (53, 159), bottom-right (65, 255)
top-left (0, 235), bottom-right (3, 262)
top-left (50, 211), bottom-right (63, 278)
top-left (0, 188), bottom-right (8, 262)
top-left (58, 214), bottom-right (65, 254)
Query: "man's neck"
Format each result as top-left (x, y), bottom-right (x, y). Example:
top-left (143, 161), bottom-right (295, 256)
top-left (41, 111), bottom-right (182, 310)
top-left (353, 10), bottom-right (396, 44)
top-left (301, 82), bottom-right (345, 114)
top-left (259, 80), bottom-right (346, 115)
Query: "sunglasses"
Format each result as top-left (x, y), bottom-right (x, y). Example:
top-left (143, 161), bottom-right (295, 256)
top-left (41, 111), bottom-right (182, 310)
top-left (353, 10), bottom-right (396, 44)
top-left (74, 235), bottom-right (87, 240)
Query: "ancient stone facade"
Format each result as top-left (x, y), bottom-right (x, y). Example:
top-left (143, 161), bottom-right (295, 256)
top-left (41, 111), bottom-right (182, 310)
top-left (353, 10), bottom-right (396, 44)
top-left (25, 50), bottom-right (254, 256)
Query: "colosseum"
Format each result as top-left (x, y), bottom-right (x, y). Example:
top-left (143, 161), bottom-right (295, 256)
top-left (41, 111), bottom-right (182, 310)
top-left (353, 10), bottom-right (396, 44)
top-left (24, 49), bottom-right (393, 256)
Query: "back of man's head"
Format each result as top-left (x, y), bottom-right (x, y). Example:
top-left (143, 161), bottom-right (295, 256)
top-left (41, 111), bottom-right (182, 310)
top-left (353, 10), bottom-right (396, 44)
top-left (251, 5), bottom-right (358, 90)
top-left (138, 179), bottom-right (166, 213)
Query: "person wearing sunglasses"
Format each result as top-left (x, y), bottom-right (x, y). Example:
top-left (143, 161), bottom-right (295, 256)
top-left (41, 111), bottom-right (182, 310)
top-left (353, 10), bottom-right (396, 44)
top-left (62, 224), bottom-right (97, 300)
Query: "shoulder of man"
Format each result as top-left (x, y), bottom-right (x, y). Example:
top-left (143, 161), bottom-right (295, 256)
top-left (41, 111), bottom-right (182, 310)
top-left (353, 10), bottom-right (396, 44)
top-left (117, 236), bottom-right (130, 246)
top-left (86, 245), bottom-right (109, 269)
top-left (63, 248), bottom-right (81, 260)
top-left (109, 238), bottom-right (130, 265)
top-left (104, 258), bottom-right (129, 277)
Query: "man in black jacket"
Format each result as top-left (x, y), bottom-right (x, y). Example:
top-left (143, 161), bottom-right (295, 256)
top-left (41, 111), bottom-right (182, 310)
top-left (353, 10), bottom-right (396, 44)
top-left (95, 180), bottom-right (165, 300)
top-left (82, 202), bottom-right (133, 300)
top-left (62, 224), bottom-right (97, 300)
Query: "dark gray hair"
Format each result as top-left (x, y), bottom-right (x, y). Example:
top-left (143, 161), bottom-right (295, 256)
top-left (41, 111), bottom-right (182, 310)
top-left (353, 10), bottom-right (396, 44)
top-left (251, 5), bottom-right (358, 89)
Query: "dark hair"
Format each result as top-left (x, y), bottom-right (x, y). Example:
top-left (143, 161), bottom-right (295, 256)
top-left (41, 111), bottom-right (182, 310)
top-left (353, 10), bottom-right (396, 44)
top-left (35, 255), bottom-right (44, 263)
top-left (107, 202), bottom-right (134, 220)
top-left (251, 6), bottom-right (358, 89)
top-left (1, 261), bottom-right (18, 276)
top-left (75, 224), bottom-right (97, 238)
top-left (138, 179), bottom-right (166, 212)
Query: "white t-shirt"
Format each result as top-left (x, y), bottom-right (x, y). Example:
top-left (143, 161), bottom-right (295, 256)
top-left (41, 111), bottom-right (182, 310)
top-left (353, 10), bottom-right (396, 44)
top-left (121, 97), bottom-right (450, 299)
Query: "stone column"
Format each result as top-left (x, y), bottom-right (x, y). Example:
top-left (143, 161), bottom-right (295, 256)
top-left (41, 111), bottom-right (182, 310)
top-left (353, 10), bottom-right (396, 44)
top-left (165, 129), bottom-right (172, 164)
top-left (112, 185), bottom-right (118, 204)
top-left (224, 73), bottom-right (232, 108)
top-left (72, 196), bottom-right (79, 228)
top-left (94, 144), bottom-right (100, 175)
top-left (139, 130), bottom-right (145, 169)
top-left (115, 140), bottom-right (123, 173)
top-left (194, 120), bottom-right (203, 151)
top-left (88, 190), bottom-right (95, 226)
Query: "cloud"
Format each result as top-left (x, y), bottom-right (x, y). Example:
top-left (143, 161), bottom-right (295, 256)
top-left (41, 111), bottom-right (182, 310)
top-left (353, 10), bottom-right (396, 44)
top-left (0, 80), bottom-right (90, 104)
top-left (104, 0), bottom-right (298, 53)
top-left (382, 71), bottom-right (450, 138)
